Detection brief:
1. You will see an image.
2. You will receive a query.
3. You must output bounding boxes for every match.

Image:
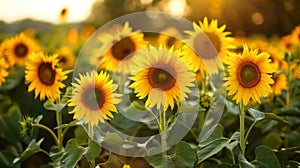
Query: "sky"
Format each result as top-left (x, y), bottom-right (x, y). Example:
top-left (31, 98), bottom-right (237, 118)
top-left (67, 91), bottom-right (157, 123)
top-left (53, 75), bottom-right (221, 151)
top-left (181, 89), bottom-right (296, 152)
top-left (0, 0), bottom-right (96, 24)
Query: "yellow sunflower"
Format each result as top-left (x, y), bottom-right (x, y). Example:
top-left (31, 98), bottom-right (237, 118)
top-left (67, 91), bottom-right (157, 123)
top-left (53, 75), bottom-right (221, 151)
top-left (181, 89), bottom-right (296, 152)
top-left (0, 39), bottom-right (14, 67)
top-left (183, 17), bottom-right (235, 73)
top-left (25, 52), bottom-right (67, 101)
top-left (129, 46), bottom-right (195, 111)
top-left (0, 57), bottom-right (9, 86)
top-left (157, 27), bottom-right (183, 49)
top-left (6, 33), bottom-right (40, 67)
top-left (55, 46), bottom-right (76, 69)
top-left (97, 22), bottom-right (148, 74)
top-left (225, 45), bottom-right (275, 106)
top-left (271, 73), bottom-right (288, 95)
top-left (68, 71), bottom-right (122, 126)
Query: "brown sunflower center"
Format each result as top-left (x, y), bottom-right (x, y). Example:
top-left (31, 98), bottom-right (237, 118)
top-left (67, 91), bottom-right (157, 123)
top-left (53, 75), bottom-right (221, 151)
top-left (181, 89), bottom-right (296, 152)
top-left (111, 37), bottom-right (136, 60)
top-left (14, 43), bottom-right (28, 57)
top-left (82, 86), bottom-right (105, 111)
top-left (38, 63), bottom-right (56, 86)
top-left (237, 61), bottom-right (261, 88)
top-left (148, 67), bottom-right (176, 91)
top-left (167, 37), bottom-right (176, 48)
top-left (194, 32), bottom-right (220, 59)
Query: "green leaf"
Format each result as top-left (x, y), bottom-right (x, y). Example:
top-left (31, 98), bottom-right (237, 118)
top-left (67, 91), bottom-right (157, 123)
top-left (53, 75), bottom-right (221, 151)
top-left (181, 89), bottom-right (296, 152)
top-left (85, 140), bottom-right (101, 161)
top-left (55, 121), bottom-right (78, 129)
top-left (13, 138), bottom-right (47, 164)
top-left (248, 108), bottom-right (265, 121)
top-left (262, 132), bottom-right (283, 150)
top-left (238, 154), bottom-right (256, 168)
top-left (264, 113), bottom-right (290, 126)
top-left (172, 141), bottom-right (196, 168)
top-left (147, 153), bottom-right (174, 168)
top-left (0, 67), bottom-right (24, 91)
top-left (62, 139), bottom-right (87, 168)
top-left (43, 99), bottom-right (68, 112)
top-left (200, 124), bottom-right (224, 145)
top-left (197, 138), bottom-right (229, 164)
top-left (34, 115), bottom-right (43, 124)
top-left (248, 108), bottom-right (290, 126)
top-left (253, 145), bottom-right (280, 168)
top-left (103, 133), bottom-right (124, 147)
top-left (0, 103), bottom-right (22, 143)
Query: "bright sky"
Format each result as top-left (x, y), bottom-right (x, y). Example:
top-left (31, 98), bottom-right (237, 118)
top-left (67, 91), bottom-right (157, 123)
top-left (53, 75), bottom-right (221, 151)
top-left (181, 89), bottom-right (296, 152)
top-left (0, 0), bottom-right (96, 24)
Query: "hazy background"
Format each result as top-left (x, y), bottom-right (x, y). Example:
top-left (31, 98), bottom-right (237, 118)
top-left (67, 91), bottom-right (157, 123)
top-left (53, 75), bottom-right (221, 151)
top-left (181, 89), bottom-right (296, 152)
top-left (1, 0), bottom-right (300, 37)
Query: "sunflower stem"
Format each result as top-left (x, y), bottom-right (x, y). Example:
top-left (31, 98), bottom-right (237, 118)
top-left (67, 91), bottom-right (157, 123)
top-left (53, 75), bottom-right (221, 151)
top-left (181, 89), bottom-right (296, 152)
top-left (239, 102), bottom-right (246, 156)
top-left (159, 108), bottom-right (167, 156)
top-left (32, 123), bottom-right (60, 146)
top-left (88, 124), bottom-right (95, 168)
top-left (56, 110), bottom-right (63, 151)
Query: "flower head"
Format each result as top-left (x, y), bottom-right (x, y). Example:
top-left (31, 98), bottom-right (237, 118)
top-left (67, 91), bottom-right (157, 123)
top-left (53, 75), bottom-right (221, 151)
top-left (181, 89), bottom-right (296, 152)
top-left (6, 33), bottom-right (40, 66)
top-left (68, 71), bottom-right (122, 126)
top-left (96, 22), bottom-right (148, 74)
top-left (25, 52), bottom-right (67, 100)
top-left (225, 45), bottom-right (275, 106)
top-left (129, 46), bottom-right (195, 111)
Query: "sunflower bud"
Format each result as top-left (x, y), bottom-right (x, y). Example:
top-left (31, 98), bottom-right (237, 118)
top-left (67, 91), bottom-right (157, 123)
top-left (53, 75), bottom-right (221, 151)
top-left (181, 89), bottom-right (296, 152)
top-left (199, 93), bottom-right (212, 111)
top-left (20, 116), bottom-right (34, 136)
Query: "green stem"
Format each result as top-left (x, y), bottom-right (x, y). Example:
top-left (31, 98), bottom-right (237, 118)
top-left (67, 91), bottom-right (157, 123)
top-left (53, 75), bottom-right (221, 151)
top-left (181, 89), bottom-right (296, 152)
top-left (88, 124), bottom-right (95, 168)
top-left (32, 123), bottom-right (59, 146)
top-left (56, 110), bottom-right (63, 151)
top-left (244, 121), bottom-right (256, 144)
top-left (239, 102), bottom-right (246, 156)
top-left (159, 109), bottom-right (167, 156)
top-left (198, 111), bottom-right (205, 131)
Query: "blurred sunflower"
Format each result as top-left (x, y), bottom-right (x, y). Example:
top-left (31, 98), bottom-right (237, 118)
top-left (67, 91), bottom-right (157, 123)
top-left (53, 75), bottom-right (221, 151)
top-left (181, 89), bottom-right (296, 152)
top-left (0, 39), bottom-right (14, 67)
top-left (271, 73), bottom-right (288, 95)
top-left (0, 57), bottom-right (9, 86)
top-left (129, 46), bottom-right (195, 111)
top-left (184, 17), bottom-right (235, 73)
top-left (157, 28), bottom-right (183, 49)
top-left (6, 33), bottom-right (40, 66)
top-left (97, 22), bottom-right (148, 74)
top-left (55, 46), bottom-right (76, 69)
top-left (225, 45), bottom-right (275, 106)
top-left (181, 45), bottom-right (207, 73)
top-left (25, 52), bottom-right (67, 101)
top-left (280, 35), bottom-right (295, 52)
top-left (68, 71), bottom-right (122, 126)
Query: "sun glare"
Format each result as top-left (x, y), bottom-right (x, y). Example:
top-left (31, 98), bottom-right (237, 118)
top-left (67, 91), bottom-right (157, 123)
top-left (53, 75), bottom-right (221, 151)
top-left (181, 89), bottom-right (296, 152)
top-left (0, 0), bottom-right (95, 24)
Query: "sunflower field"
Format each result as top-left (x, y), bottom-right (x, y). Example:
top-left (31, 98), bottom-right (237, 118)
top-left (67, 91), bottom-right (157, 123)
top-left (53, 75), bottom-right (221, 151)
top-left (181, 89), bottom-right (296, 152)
top-left (0, 1), bottom-right (300, 168)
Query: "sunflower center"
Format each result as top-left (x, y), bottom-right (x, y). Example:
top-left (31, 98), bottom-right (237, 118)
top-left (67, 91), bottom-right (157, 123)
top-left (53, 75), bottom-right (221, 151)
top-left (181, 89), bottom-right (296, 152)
top-left (167, 37), bottom-right (176, 48)
top-left (194, 33), bottom-right (220, 59)
top-left (38, 63), bottom-right (56, 86)
top-left (14, 43), bottom-right (28, 57)
top-left (111, 37), bottom-right (136, 60)
top-left (148, 67), bottom-right (176, 91)
top-left (82, 86), bottom-right (105, 111)
top-left (237, 61), bottom-right (261, 88)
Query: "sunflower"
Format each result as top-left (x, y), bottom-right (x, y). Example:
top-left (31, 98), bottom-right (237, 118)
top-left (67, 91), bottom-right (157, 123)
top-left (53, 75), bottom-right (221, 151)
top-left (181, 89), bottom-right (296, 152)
top-left (68, 71), bottom-right (122, 126)
top-left (0, 39), bottom-right (14, 67)
top-left (129, 46), bottom-right (195, 111)
top-left (6, 33), bottom-right (40, 66)
top-left (25, 52), bottom-right (67, 101)
top-left (55, 46), bottom-right (76, 69)
top-left (271, 73), bottom-right (287, 95)
top-left (225, 45), bottom-right (275, 106)
top-left (183, 17), bottom-right (235, 74)
top-left (0, 57), bottom-right (9, 86)
top-left (157, 27), bottom-right (183, 49)
top-left (97, 22), bottom-right (148, 74)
